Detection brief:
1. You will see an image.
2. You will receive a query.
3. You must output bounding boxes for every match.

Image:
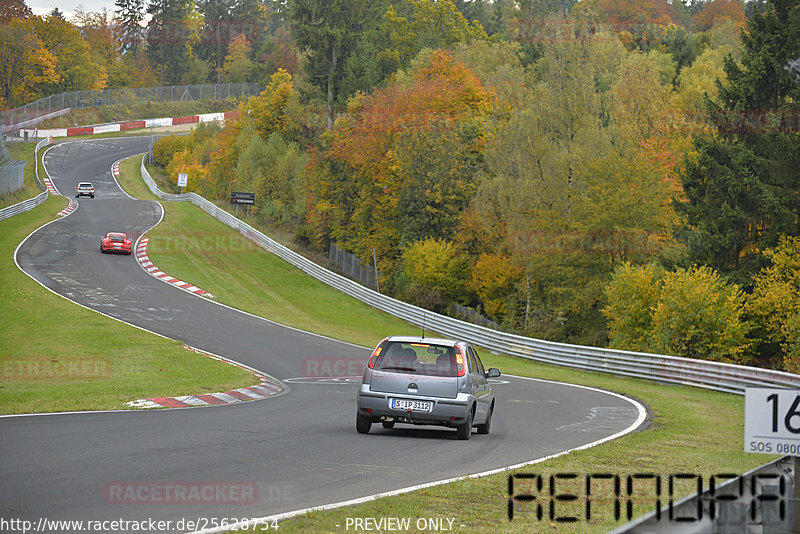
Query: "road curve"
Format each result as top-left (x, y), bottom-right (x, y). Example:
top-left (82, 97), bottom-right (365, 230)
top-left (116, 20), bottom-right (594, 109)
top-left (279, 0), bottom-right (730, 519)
top-left (1, 137), bottom-right (646, 531)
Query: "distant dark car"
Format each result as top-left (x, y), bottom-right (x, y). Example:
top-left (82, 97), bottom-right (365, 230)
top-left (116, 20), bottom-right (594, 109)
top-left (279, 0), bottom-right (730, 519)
top-left (356, 336), bottom-right (500, 440)
top-left (100, 232), bottom-right (132, 255)
top-left (76, 182), bottom-right (95, 198)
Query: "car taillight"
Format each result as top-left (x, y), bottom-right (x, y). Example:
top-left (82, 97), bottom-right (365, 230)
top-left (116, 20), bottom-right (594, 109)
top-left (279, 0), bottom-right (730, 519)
top-left (367, 339), bottom-right (388, 369)
top-left (455, 347), bottom-right (466, 377)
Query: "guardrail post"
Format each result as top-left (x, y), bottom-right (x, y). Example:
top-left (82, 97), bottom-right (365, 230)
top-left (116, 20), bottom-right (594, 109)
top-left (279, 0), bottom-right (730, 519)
top-left (717, 499), bottom-right (747, 533)
top-left (794, 456), bottom-right (800, 533)
top-left (762, 484), bottom-right (786, 533)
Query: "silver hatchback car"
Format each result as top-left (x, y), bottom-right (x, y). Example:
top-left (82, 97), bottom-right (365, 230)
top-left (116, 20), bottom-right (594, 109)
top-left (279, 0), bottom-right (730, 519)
top-left (75, 182), bottom-right (95, 198)
top-left (356, 336), bottom-right (500, 440)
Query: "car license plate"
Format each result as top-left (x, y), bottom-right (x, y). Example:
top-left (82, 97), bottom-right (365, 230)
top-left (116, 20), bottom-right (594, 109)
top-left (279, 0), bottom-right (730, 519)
top-left (390, 398), bottom-right (432, 412)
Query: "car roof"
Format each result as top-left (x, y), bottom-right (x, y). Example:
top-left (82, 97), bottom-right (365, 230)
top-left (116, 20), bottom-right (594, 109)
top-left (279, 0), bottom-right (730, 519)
top-left (78, 182), bottom-right (93, 186)
top-left (107, 232), bottom-right (127, 238)
top-left (384, 335), bottom-right (460, 347)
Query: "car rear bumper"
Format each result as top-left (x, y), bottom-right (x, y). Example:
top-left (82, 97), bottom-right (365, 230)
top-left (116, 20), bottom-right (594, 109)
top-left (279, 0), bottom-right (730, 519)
top-left (357, 384), bottom-right (473, 426)
top-left (102, 245), bottom-right (131, 253)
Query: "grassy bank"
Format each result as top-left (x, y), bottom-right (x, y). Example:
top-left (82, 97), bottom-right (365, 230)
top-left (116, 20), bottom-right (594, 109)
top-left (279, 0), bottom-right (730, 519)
top-left (119, 156), bottom-right (421, 347)
top-left (0, 193), bottom-right (258, 414)
top-left (115, 156), bottom-right (777, 532)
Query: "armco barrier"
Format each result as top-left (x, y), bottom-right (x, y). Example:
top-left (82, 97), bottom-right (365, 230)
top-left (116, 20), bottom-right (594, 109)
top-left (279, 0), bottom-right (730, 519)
top-left (140, 156), bottom-right (800, 395)
top-left (22, 111), bottom-right (237, 140)
top-left (0, 138), bottom-right (50, 222)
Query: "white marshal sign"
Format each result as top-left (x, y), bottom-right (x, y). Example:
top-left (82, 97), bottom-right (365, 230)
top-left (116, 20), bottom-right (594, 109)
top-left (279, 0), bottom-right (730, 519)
top-left (745, 387), bottom-right (800, 455)
top-left (177, 173), bottom-right (188, 187)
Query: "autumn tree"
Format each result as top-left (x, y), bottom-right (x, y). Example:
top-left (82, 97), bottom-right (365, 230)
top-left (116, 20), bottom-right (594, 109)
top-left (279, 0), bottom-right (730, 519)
top-left (33, 12), bottom-right (107, 91)
top-left (0, 0), bottom-right (32, 21)
top-left (0, 18), bottom-right (59, 107)
top-left (73, 8), bottom-right (123, 87)
top-left (468, 253), bottom-right (523, 321)
top-left (398, 237), bottom-right (469, 311)
top-left (313, 49), bottom-right (496, 270)
top-left (694, 0), bottom-right (747, 31)
top-left (596, 0), bottom-right (675, 29)
top-left (236, 132), bottom-right (308, 224)
top-left (672, 46), bottom-right (733, 118)
top-left (381, 0), bottom-right (489, 71)
top-left (473, 30), bottom-right (688, 342)
top-left (604, 264), bottom-right (751, 362)
top-left (611, 50), bottom-right (674, 142)
top-left (603, 262), bottom-right (663, 352)
top-left (748, 236), bottom-right (800, 372)
top-left (200, 69), bottom-right (306, 221)
top-left (246, 68), bottom-right (300, 141)
top-left (651, 266), bottom-right (750, 363)
top-left (221, 34), bottom-right (255, 83)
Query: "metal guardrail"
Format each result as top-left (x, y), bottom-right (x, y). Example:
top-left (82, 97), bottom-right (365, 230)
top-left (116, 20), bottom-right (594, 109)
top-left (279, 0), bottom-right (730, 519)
top-left (0, 138), bottom-right (50, 222)
top-left (0, 191), bottom-right (48, 222)
top-left (140, 157), bottom-right (800, 395)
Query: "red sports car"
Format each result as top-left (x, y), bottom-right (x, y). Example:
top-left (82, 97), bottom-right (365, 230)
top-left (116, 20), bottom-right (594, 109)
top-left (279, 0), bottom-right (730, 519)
top-left (100, 232), bottom-right (132, 255)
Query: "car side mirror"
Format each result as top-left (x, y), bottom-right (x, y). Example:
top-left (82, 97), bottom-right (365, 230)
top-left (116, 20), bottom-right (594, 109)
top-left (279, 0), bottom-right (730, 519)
top-left (486, 368), bottom-right (501, 378)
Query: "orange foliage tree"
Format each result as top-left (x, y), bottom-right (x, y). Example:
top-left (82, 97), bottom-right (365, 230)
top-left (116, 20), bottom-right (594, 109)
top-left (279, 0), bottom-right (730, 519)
top-left (310, 49), bottom-right (496, 269)
top-left (596, 0), bottom-right (675, 29)
top-left (693, 0), bottom-right (746, 31)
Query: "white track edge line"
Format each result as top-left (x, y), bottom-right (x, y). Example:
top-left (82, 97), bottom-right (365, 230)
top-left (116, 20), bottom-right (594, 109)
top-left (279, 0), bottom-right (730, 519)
top-left (191, 382), bottom-right (648, 534)
top-left (15, 145), bottom-right (649, 531)
top-left (6, 147), bottom-right (288, 419)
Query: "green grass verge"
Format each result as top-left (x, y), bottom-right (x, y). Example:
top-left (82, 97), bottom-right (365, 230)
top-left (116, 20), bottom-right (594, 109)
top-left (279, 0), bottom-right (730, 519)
top-left (0, 193), bottom-right (258, 414)
top-left (254, 369), bottom-right (770, 534)
top-left (119, 156), bottom-right (422, 348)
top-left (114, 156), bottom-right (778, 532)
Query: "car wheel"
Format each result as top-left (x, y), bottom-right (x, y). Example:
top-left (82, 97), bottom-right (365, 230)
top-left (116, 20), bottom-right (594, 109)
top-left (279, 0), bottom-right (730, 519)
top-left (456, 409), bottom-right (473, 440)
top-left (381, 421), bottom-right (395, 429)
top-left (476, 402), bottom-right (493, 435)
top-left (356, 412), bottom-right (372, 434)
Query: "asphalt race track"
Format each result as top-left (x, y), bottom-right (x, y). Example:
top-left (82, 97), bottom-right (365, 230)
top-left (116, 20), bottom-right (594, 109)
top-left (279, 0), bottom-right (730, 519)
top-left (1, 138), bottom-right (646, 532)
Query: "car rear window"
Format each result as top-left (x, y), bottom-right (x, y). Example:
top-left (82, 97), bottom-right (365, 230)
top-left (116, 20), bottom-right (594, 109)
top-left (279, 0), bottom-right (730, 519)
top-left (79, 183), bottom-right (92, 188)
top-left (109, 235), bottom-right (126, 242)
top-left (374, 342), bottom-right (456, 377)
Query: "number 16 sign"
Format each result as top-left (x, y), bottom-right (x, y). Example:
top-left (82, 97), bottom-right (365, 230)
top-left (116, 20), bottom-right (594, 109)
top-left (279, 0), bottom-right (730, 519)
top-left (745, 387), bottom-right (800, 455)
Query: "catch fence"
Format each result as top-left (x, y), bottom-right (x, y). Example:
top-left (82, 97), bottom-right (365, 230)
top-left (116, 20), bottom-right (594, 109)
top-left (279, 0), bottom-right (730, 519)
top-left (1, 83), bottom-right (261, 133)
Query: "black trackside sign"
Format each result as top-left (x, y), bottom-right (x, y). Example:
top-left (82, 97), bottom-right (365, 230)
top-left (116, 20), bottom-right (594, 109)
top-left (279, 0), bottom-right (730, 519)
top-left (231, 192), bottom-right (255, 205)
